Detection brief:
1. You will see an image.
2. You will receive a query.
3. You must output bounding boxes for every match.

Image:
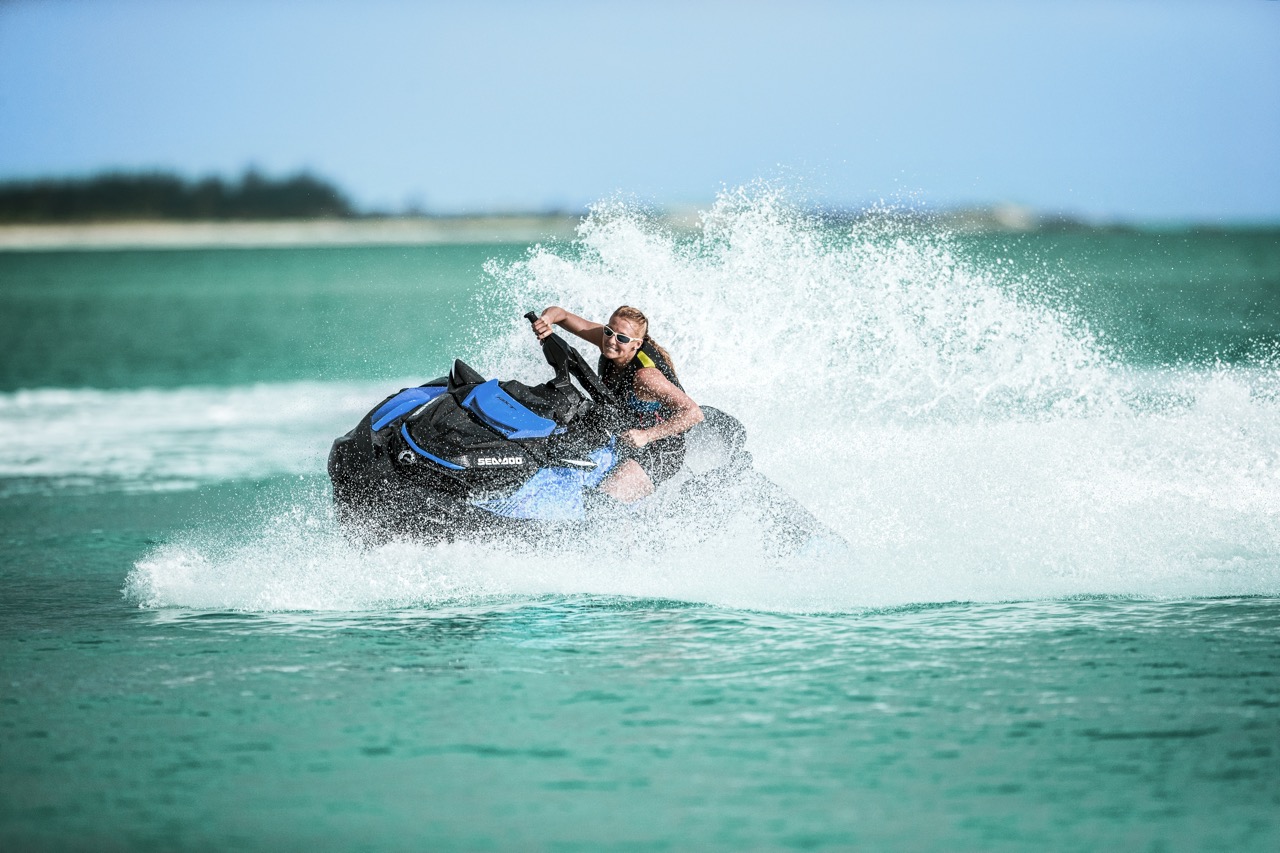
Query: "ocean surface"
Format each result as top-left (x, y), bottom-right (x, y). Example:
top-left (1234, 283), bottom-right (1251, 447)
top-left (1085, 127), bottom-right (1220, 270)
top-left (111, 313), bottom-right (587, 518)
top-left (2, 196), bottom-right (1279, 850)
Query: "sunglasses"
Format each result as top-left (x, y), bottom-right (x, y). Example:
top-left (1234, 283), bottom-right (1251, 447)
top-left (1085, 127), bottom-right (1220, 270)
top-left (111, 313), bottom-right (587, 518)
top-left (602, 326), bottom-right (639, 345)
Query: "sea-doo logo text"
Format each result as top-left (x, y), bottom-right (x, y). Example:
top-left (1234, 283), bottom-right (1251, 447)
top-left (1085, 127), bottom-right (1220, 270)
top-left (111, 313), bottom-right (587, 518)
top-left (476, 456), bottom-right (524, 467)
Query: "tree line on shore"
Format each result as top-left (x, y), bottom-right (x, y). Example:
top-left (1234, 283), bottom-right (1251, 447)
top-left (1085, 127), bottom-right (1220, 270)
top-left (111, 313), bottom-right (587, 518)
top-left (0, 171), bottom-right (355, 222)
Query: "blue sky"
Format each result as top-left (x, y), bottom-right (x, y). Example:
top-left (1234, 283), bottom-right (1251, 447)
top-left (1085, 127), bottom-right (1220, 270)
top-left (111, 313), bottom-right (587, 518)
top-left (1, 0), bottom-right (1277, 221)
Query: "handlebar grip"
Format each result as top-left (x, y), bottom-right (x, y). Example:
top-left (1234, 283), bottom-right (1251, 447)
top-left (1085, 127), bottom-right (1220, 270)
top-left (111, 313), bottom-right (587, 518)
top-left (524, 311), bottom-right (539, 324)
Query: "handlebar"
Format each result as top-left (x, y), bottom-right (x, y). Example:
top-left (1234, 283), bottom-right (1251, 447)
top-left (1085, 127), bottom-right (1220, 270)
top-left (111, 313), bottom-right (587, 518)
top-left (524, 310), bottom-right (615, 406)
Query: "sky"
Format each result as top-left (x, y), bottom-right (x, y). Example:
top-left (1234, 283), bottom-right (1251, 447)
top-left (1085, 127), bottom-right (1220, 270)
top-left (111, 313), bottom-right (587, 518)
top-left (0, 0), bottom-right (1277, 222)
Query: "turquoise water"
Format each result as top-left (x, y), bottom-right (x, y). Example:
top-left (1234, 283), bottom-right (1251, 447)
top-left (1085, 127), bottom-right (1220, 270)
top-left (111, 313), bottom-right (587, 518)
top-left (2, 199), bottom-right (1279, 849)
top-left (0, 244), bottom-right (525, 390)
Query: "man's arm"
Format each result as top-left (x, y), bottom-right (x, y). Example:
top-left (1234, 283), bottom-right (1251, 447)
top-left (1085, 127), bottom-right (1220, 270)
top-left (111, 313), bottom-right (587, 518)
top-left (532, 306), bottom-right (605, 348)
top-left (626, 368), bottom-right (704, 446)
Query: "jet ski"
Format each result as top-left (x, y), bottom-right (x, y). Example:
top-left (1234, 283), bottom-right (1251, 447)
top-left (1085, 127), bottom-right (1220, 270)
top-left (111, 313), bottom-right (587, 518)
top-left (328, 313), bottom-right (843, 554)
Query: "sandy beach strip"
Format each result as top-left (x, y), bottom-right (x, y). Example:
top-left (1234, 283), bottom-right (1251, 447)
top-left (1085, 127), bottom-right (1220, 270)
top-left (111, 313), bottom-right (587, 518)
top-left (0, 216), bottom-right (585, 251)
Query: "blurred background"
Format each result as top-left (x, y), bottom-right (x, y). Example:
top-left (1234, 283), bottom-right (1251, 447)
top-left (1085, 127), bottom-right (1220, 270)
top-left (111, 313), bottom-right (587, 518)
top-left (1, 0), bottom-right (1277, 223)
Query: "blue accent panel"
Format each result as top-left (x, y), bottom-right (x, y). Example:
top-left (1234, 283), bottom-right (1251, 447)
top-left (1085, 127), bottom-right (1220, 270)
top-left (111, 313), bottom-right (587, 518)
top-left (582, 439), bottom-right (618, 488)
top-left (371, 386), bottom-right (447, 432)
top-left (473, 439), bottom-right (616, 521)
top-left (462, 379), bottom-right (557, 440)
top-left (400, 424), bottom-right (465, 470)
top-left (473, 468), bottom-right (586, 521)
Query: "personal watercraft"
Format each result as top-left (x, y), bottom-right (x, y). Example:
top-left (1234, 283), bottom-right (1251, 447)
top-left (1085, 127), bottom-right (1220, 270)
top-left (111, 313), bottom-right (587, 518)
top-left (328, 313), bottom-right (841, 553)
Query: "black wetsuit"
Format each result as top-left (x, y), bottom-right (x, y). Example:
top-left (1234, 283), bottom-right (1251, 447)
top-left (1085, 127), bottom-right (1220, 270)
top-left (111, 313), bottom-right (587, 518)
top-left (598, 345), bottom-right (687, 486)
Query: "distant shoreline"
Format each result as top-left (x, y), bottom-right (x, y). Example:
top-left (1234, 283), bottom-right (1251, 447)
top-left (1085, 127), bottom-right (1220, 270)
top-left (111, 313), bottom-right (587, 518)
top-left (0, 215), bottom-right (586, 251)
top-left (1, 211), bottom-right (1274, 251)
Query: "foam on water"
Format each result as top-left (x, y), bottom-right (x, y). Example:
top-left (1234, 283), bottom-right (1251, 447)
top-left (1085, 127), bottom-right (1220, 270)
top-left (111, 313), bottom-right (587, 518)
top-left (0, 381), bottom-right (377, 495)
top-left (124, 501), bottom-right (863, 613)
top-left (110, 191), bottom-right (1280, 609)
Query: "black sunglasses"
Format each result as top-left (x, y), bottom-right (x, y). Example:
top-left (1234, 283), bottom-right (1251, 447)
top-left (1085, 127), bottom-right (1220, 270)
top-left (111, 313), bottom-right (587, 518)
top-left (602, 326), bottom-right (639, 345)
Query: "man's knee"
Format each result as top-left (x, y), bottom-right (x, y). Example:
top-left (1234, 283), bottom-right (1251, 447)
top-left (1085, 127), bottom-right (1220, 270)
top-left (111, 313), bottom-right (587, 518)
top-left (600, 459), bottom-right (655, 503)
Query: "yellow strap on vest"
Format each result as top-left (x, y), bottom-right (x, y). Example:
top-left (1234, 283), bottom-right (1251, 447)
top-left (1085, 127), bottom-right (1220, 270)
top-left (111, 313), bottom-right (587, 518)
top-left (635, 350), bottom-right (656, 369)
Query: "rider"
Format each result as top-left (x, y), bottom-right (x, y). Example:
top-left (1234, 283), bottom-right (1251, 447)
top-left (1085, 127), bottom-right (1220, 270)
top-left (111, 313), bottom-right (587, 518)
top-left (532, 305), bottom-right (703, 502)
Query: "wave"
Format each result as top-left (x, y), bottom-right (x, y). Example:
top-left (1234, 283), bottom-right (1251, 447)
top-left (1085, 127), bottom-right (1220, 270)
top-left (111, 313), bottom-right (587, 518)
top-left (0, 381), bottom-right (377, 495)
top-left (30, 189), bottom-right (1280, 609)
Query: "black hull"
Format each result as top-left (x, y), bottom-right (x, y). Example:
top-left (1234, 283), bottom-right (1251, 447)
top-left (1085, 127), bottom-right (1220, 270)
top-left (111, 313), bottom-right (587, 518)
top-left (328, 417), bottom-right (521, 545)
top-left (327, 385), bottom-right (844, 558)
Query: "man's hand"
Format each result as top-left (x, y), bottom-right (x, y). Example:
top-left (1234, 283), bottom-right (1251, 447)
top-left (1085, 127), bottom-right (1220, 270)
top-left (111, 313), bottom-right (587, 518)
top-left (532, 315), bottom-right (554, 341)
top-left (620, 428), bottom-right (651, 449)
